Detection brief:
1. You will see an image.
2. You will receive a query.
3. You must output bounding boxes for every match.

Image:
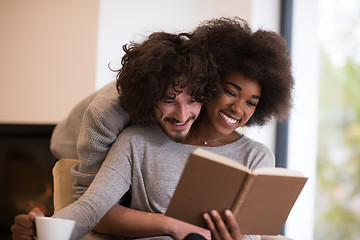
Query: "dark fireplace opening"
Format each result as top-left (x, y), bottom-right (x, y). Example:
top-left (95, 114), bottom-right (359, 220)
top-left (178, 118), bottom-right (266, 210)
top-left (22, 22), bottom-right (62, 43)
top-left (0, 124), bottom-right (56, 239)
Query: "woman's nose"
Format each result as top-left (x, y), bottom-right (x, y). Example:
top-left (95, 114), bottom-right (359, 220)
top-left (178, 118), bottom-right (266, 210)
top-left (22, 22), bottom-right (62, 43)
top-left (230, 100), bottom-right (245, 116)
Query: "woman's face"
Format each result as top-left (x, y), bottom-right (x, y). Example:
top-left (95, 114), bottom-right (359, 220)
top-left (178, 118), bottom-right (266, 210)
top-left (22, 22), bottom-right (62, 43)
top-left (205, 72), bottom-right (261, 136)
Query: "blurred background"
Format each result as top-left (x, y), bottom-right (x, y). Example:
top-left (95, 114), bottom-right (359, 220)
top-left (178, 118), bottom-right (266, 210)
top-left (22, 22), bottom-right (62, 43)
top-left (0, 0), bottom-right (359, 239)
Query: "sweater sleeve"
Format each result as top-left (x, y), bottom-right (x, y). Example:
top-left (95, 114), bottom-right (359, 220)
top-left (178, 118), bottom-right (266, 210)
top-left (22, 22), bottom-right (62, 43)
top-left (50, 90), bottom-right (99, 160)
top-left (71, 82), bottom-right (131, 200)
top-left (53, 162), bottom-right (131, 240)
top-left (53, 132), bottom-right (133, 240)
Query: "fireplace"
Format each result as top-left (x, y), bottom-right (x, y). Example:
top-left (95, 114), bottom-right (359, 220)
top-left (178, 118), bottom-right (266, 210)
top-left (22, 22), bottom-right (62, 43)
top-left (0, 124), bottom-right (56, 238)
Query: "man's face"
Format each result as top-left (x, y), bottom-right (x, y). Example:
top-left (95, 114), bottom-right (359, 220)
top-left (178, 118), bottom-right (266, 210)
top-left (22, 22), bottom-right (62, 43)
top-left (154, 83), bottom-right (202, 142)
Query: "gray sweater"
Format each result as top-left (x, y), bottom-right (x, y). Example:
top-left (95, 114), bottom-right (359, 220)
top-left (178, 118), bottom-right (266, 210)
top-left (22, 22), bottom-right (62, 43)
top-left (50, 81), bottom-right (131, 199)
top-left (53, 124), bottom-right (275, 240)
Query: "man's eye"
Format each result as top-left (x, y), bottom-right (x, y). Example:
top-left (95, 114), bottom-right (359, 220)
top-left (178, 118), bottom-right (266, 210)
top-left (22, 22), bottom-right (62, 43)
top-left (189, 99), bottom-right (197, 103)
top-left (163, 100), bottom-right (174, 104)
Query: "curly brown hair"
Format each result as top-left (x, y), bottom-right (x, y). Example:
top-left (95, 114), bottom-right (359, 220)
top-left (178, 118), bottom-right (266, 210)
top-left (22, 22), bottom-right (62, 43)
top-left (192, 17), bottom-right (294, 126)
top-left (115, 32), bottom-right (221, 124)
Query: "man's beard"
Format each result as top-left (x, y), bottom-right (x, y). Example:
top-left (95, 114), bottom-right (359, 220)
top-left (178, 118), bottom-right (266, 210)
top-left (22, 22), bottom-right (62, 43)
top-left (169, 130), bottom-right (190, 143)
top-left (157, 124), bottom-right (190, 143)
top-left (158, 115), bottom-right (196, 143)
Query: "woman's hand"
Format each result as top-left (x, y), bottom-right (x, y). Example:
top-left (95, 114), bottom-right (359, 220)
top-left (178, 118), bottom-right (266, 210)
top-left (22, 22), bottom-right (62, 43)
top-left (203, 209), bottom-right (244, 240)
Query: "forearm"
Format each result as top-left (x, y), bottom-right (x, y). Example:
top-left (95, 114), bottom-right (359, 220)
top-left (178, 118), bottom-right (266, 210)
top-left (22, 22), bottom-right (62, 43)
top-left (73, 108), bottom-right (118, 199)
top-left (93, 205), bottom-right (171, 238)
top-left (93, 205), bottom-right (210, 240)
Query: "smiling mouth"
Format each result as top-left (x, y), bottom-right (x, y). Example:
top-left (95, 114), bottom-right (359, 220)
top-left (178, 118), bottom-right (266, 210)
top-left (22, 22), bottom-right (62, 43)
top-left (167, 118), bottom-right (191, 127)
top-left (174, 122), bottom-right (187, 126)
top-left (220, 111), bottom-right (240, 125)
top-left (166, 115), bottom-right (197, 127)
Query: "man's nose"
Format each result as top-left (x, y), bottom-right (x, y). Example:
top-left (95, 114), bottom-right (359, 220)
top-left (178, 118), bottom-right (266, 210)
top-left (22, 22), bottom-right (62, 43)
top-left (174, 104), bottom-right (189, 123)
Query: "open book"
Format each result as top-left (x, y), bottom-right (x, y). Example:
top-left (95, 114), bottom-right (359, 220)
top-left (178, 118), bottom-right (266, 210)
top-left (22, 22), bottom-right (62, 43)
top-left (165, 148), bottom-right (307, 235)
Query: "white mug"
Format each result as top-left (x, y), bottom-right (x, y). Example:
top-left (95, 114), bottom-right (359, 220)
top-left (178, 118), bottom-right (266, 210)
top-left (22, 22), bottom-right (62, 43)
top-left (35, 216), bottom-right (75, 240)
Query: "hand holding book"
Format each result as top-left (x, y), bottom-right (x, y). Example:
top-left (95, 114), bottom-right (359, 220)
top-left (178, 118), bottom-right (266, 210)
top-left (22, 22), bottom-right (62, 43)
top-left (203, 209), bottom-right (244, 240)
top-left (165, 149), bottom-right (307, 236)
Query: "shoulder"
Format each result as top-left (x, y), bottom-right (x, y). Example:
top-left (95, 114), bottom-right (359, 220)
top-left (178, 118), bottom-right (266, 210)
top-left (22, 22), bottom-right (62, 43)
top-left (111, 124), bottom-right (165, 146)
top-left (107, 124), bottom-right (169, 161)
top-left (239, 135), bottom-right (275, 169)
top-left (119, 124), bottom-right (164, 141)
top-left (83, 81), bottom-right (131, 132)
top-left (87, 81), bottom-right (127, 116)
top-left (241, 136), bottom-right (272, 153)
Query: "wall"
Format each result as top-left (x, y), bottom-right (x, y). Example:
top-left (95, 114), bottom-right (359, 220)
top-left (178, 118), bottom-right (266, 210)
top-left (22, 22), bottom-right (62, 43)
top-left (0, 0), bottom-right (254, 124)
top-left (0, 0), bottom-right (99, 124)
top-left (245, 0), bottom-right (280, 151)
top-left (95, 0), bottom-right (253, 89)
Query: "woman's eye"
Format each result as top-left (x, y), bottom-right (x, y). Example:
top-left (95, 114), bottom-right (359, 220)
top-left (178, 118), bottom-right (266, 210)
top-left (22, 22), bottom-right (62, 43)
top-left (247, 101), bottom-right (258, 107)
top-left (225, 90), bottom-right (236, 97)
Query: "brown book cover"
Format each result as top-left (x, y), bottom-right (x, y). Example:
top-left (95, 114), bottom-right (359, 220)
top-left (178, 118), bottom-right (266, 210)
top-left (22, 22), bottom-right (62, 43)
top-left (165, 148), bottom-right (307, 235)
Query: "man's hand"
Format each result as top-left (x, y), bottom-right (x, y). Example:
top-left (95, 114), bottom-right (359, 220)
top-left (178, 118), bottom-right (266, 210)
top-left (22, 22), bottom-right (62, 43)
top-left (92, 205), bottom-right (211, 240)
top-left (11, 208), bottom-right (45, 240)
top-left (166, 216), bottom-right (211, 240)
top-left (203, 210), bottom-right (244, 240)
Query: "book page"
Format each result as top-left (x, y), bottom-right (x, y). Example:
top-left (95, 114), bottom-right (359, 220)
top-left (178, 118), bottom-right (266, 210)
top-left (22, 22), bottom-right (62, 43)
top-left (253, 167), bottom-right (304, 177)
top-left (192, 148), bottom-right (251, 173)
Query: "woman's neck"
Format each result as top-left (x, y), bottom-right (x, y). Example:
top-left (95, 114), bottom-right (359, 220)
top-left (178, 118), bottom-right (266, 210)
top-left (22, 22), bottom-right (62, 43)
top-left (184, 116), bottom-right (242, 147)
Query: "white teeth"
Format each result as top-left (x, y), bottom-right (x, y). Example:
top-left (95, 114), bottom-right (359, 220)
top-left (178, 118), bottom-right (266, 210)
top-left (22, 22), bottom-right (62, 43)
top-left (220, 111), bottom-right (238, 124)
top-left (174, 122), bottom-right (186, 126)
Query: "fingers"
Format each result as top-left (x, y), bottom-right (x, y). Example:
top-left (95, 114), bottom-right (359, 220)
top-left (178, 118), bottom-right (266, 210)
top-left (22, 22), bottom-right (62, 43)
top-left (212, 210), bottom-right (232, 240)
top-left (13, 214), bottom-right (34, 229)
top-left (11, 224), bottom-right (35, 240)
top-left (203, 212), bottom-right (221, 240)
top-left (10, 208), bottom-right (44, 240)
top-left (11, 215), bottom-right (36, 240)
top-left (28, 207), bottom-right (45, 220)
top-left (203, 210), bottom-right (244, 240)
top-left (224, 210), bottom-right (243, 240)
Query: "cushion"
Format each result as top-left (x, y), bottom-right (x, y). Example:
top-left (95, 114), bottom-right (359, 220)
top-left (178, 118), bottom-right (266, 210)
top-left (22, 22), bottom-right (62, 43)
top-left (52, 159), bottom-right (78, 213)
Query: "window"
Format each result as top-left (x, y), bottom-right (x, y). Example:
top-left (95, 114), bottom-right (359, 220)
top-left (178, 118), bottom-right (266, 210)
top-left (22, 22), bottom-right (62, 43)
top-left (287, 0), bottom-right (360, 239)
top-left (314, 0), bottom-right (360, 239)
